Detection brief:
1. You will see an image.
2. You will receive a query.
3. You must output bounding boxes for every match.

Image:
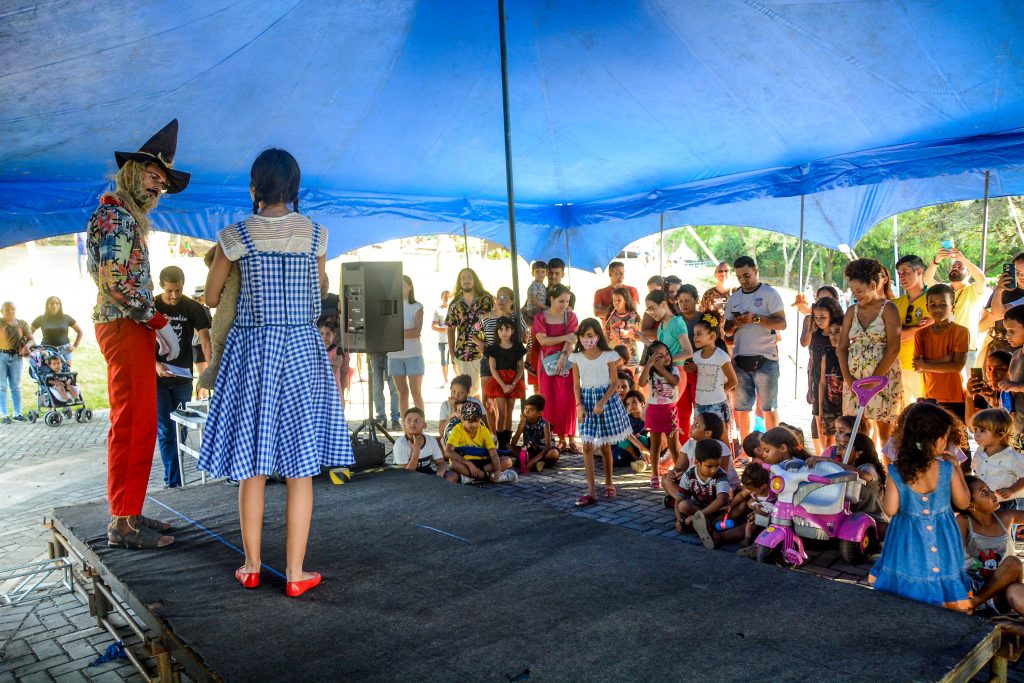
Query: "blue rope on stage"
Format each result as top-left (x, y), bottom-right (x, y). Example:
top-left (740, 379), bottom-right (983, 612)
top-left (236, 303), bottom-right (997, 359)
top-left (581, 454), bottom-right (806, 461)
top-left (413, 523), bottom-right (472, 544)
top-left (146, 496), bottom-right (287, 580)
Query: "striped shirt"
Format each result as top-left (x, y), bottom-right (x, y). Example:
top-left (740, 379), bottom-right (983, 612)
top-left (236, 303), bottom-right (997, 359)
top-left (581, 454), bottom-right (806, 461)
top-left (219, 213), bottom-right (327, 260)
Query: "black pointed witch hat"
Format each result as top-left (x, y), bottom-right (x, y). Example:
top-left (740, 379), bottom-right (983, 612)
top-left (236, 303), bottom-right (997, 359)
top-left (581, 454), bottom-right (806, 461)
top-left (114, 119), bottom-right (190, 194)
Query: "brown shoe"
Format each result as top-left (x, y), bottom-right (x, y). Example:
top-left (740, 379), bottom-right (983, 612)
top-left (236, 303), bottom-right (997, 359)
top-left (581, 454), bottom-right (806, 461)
top-left (107, 516), bottom-right (174, 549)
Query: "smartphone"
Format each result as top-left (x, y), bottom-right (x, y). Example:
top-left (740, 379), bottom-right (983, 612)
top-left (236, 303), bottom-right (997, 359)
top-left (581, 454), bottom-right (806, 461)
top-left (941, 238), bottom-right (953, 250)
top-left (1005, 262), bottom-right (1018, 290)
top-left (971, 367), bottom-right (984, 382)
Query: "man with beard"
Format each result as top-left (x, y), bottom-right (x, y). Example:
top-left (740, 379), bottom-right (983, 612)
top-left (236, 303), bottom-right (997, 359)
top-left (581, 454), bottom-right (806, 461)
top-left (87, 120), bottom-right (189, 549)
top-left (446, 267), bottom-right (494, 399)
top-left (924, 245), bottom-right (987, 371)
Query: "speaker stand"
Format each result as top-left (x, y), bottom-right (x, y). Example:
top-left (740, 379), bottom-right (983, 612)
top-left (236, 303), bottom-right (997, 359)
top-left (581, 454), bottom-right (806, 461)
top-left (350, 361), bottom-right (395, 444)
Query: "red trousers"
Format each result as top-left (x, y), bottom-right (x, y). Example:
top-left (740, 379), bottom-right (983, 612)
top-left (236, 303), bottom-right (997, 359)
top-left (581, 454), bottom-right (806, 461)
top-left (675, 369), bottom-right (696, 444)
top-left (96, 320), bottom-right (157, 516)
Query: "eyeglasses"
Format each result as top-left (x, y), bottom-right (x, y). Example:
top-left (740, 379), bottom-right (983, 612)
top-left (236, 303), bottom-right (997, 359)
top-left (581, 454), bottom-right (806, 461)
top-left (145, 172), bottom-right (169, 193)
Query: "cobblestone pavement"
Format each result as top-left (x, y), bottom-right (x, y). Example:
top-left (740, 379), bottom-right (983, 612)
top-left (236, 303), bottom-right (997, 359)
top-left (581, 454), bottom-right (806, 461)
top-left (0, 413), bottom-right (1019, 681)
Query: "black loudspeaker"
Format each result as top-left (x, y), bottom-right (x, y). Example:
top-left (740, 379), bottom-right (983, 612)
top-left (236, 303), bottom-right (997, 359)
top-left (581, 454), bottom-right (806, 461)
top-left (349, 437), bottom-right (386, 471)
top-left (340, 261), bottom-right (404, 354)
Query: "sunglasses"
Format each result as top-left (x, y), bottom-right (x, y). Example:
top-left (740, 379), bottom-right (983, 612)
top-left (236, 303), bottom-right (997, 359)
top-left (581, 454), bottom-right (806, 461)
top-left (904, 305), bottom-right (916, 326)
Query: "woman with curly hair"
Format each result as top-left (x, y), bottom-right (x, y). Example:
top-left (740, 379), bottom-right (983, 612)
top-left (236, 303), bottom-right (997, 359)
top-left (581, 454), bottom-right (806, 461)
top-left (869, 402), bottom-right (972, 610)
top-left (837, 258), bottom-right (904, 443)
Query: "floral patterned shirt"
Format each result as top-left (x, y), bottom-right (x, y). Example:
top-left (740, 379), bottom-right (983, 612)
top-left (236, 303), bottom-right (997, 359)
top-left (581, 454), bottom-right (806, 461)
top-left (445, 292), bottom-right (495, 362)
top-left (86, 195), bottom-right (157, 325)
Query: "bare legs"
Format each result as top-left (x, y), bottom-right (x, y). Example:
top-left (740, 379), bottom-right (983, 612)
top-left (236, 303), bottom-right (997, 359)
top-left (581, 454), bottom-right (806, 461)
top-left (582, 442), bottom-right (614, 498)
top-left (238, 474), bottom-right (316, 582)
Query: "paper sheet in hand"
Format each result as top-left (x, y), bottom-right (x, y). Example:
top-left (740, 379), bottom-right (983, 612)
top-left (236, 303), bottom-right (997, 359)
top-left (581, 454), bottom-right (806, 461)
top-left (163, 365), bottom-right (193, 379)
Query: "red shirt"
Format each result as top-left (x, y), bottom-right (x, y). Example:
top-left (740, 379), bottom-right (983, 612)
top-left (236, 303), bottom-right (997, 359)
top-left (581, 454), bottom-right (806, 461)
top-left (594, 284), bottom-right (640, 315)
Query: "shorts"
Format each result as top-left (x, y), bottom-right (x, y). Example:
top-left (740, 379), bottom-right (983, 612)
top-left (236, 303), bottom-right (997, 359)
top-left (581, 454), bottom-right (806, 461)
top-left (814, 411), bottom-right (840, 438)
top-left (415, 463), bottom-right (438, 475)
top-left (388, 355), bottom-right (425, 376)
top-left (480, 356), bottom-right (491, 378)
top-left (439, 342), bottom-right (448, 366)
top-left (733, 359), bottom-right (779, 412)
top-left (454, 358), bottom-right (481, 393)
top-left (645, 402), bottom-right (677, 434)
top-left (696, 401), bottom-right (732, 424)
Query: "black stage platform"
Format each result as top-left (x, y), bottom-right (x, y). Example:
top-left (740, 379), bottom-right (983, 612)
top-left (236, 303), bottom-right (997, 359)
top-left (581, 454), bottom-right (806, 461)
top-left (51, 471), bottom-right (1000, 682)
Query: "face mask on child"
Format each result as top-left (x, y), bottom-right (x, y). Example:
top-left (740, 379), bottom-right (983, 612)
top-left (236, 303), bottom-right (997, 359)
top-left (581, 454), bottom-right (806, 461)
top-left (580, 337), bottom-right (598, 350)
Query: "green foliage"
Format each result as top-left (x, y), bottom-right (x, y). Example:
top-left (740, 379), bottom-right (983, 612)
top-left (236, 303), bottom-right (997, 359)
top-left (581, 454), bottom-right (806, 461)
top-left (664, 196), bottom-right (1024, 289)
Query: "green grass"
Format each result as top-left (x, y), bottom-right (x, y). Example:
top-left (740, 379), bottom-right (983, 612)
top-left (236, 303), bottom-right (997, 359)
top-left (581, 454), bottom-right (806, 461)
top-left (15, 340), bottom-right (110, 414)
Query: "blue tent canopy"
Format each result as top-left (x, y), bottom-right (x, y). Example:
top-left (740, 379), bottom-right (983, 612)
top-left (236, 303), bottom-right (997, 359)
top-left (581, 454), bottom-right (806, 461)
top-left (2, 1), bottom-right (1024, 269)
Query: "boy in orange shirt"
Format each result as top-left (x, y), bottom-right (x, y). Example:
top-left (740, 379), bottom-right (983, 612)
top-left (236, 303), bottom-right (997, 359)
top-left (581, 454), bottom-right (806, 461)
top-left (912, 284), bottom-right (969, 419)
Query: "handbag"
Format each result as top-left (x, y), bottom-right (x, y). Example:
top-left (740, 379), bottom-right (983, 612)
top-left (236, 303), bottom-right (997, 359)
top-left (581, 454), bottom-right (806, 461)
top-left (540, 311), bottom-right (573, 377)
top-left (733, 354), bottom-right (766, 372)
top-left (542, 351), bottom-right (573, 377)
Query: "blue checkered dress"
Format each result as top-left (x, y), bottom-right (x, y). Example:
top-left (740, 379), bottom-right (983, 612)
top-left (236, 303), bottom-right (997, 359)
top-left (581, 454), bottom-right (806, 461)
top-left (578, 386), bottom-right (633, 447)
top-left (198, 218), bottom-right (354, 480)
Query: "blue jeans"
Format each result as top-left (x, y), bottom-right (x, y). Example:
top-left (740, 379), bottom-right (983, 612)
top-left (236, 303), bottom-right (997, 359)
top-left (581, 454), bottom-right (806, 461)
top-left (370, 353), bottom-right (399, 423)
top-left (0, 353), bottom-right (23, 418)
top-left (733, 359), bottom-right (780, 412)
top-left (156, 382), bottom-right (192, 487)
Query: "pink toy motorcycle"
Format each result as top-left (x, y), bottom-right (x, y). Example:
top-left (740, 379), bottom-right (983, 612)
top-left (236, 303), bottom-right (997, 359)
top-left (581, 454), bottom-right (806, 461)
top-left (754, 376), bottom-right (888, 566)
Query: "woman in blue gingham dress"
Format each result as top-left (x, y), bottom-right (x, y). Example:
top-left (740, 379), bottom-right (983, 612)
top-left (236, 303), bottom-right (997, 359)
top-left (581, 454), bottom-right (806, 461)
top-left (569, 318), bottom-right (633, 506)
top-left (200, 149), bottom-right (352, 596)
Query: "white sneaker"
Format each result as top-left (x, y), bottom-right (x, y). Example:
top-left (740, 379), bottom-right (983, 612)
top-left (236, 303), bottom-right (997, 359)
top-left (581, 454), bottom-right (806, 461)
top-left (459, 475), bottom-right (474, 484)
top-left (497, 469), bottom-right (518, 483)
top-left (631, 460), bottom-right (649, 474)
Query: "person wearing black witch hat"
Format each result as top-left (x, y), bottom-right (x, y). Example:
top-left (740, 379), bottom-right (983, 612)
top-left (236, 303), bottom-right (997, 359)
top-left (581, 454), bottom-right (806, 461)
top-left (86, 119), bottom-right (190, 549)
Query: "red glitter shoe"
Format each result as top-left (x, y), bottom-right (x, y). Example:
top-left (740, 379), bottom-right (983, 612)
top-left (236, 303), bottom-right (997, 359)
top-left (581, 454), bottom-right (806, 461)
top-left (285, 572), bottom-right (322, 597)
top-left (234, 567), bottom-right (260, 589)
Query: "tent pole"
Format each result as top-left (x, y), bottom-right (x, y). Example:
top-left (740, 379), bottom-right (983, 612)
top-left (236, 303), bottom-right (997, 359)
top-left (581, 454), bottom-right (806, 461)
top-left (462, 222), bottom-right (471, 269)
top-left (892, 215), bottom-right (899, 297)
top-left (659, 213), bottom-right (665, 277)
top-left (981, 170), bottom-right (991, 275)
top-left (563, 229), bottom-right (572, 287)
top-left (794, 195), bottom-right (805, 400)
top-left (497, 0), bottom-right (523, 333)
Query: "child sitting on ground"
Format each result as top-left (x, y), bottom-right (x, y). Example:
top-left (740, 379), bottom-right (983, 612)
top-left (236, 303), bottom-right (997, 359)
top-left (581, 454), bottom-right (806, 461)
top-left (741, 430), bottom-right (763, 464)
top-left (970, 408), bottom-right (1024, 509)
top-left (39, 354), bottom-right (80, 404)
top-left (668, 413), bottom-right (739, 495)
top-left (391, 407), bottom-right (456, 481)
top-left (959, 476), bottom-right (1024, 617)
top-left (732, 465), bottom-right (773, 552)
top-left (510, 394), bottom-right (560, 472)
top-left (779, 422), bottom-right (808, 459)
top-left (439, 374), bottom-right (483, 438)
top-left (675, 439), bottom-right (731, 549)
top-left (869, 401), bottom-right (972, 610)
top-left (444, 401), bottom-right (516, 483)
top-left (759, 426), bottom-right (806, 467)
top-left (616, 390), bottom-right (650, 468)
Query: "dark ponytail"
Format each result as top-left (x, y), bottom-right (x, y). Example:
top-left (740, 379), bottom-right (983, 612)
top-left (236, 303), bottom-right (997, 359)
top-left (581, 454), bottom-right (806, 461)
top-left (250, 148), bottom-right (301, 215)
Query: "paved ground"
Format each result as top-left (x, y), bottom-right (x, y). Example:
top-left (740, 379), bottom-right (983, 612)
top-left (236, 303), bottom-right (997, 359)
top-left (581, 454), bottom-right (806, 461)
top-left (1, 409), bottom-right (1021, 681)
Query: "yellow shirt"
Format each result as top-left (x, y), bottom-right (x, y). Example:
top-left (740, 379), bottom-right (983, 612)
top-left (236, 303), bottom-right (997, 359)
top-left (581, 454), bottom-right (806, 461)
top-left (894, 291), bottom-right (930, 369)
top-left (446, 423), bottom-right (495, 458)
top-left (951, 283), bottom-right (986, 351)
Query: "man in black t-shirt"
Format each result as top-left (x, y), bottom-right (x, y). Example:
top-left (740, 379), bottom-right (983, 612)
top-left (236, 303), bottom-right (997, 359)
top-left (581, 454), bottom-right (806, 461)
top-left (155, 266), bottom-right (211, 487)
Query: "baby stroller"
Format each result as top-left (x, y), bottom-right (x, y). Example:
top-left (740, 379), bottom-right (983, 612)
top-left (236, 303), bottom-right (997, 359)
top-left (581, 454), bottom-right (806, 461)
top-left (26, 346), bottom-right (92, 427)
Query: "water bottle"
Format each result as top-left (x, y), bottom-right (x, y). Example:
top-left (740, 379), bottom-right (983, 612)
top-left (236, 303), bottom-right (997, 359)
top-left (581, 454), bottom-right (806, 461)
top-left (1001, 390), bottom-right (1014, 413)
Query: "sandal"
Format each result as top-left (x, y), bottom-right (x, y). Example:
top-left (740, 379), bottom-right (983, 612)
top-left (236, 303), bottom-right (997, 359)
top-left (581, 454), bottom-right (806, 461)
top-left (650, 475), bottom-right (661, 489)
top-left (575, 494), bottom-right (598, 507)
top-left (136, 515), bottom-right (173, 533)
top-left (107, 517), bottom-right (174, 549)
top-left (602, 485), bottom-right (617, 499)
